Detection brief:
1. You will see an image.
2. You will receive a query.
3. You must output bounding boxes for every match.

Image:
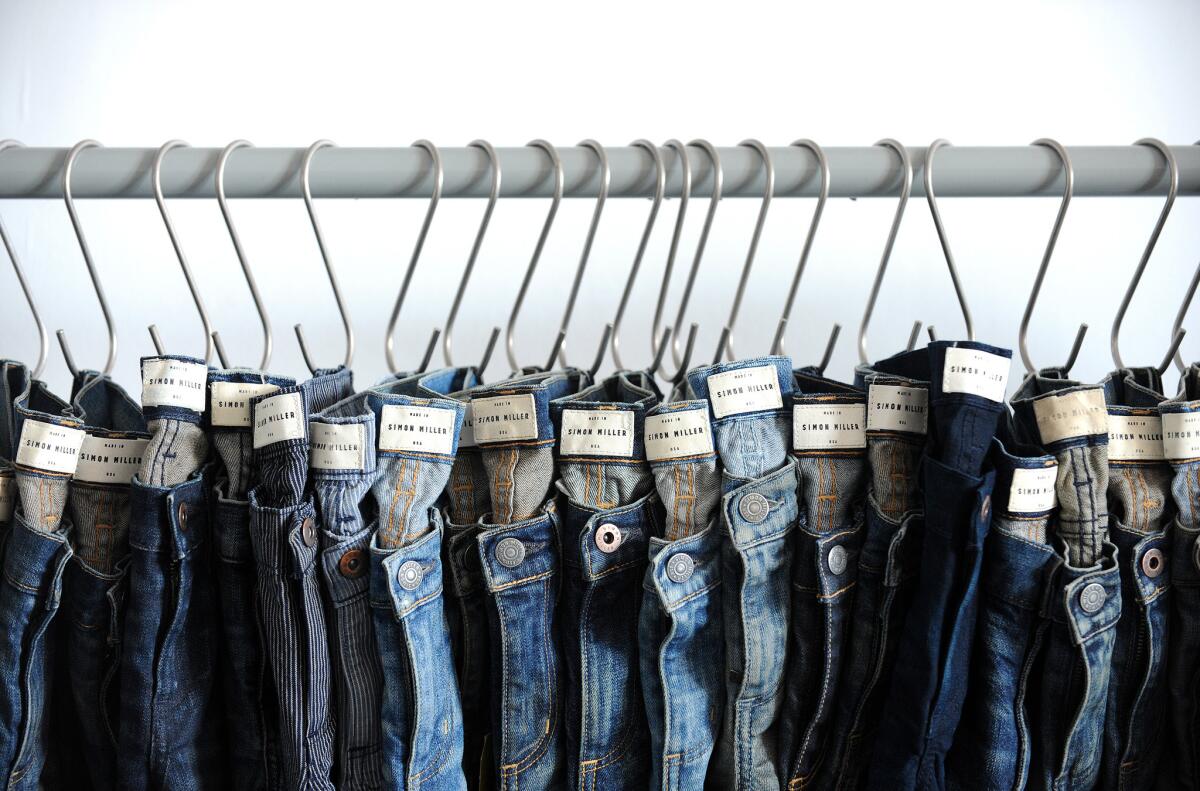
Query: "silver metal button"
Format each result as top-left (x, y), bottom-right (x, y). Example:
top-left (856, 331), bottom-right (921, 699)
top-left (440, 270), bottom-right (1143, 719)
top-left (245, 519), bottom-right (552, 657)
top-left (1079, 582), bottom-right (1107, 614)
top-left (595, 523), bottom-right (623, 553)
top-left (397, 560), bottom-right (423, 590)
top-left (738, 493), bottom-right (770, 523)
top-left (1141, 548), bottom-right (1165, 579)
top-left (301, 517), bottom-right (317, 547)
top-left (666, 553), bottom-right (694, 583)
top-left (828, 545), bottom-right (848, 575)
top-left (495, 537), bottom-right (526, 568)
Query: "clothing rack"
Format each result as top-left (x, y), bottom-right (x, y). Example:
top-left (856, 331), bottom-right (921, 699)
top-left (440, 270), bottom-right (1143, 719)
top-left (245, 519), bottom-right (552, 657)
top-left (1, 144), bottom-right (1199, 200)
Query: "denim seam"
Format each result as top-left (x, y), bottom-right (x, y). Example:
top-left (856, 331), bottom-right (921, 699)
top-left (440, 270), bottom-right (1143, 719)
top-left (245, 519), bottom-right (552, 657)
top-left (490, 568), bottom-right (554, 593)
top-left (496, 575), bottom-right (557, 778)
top-left (392, 584), bottom-right (444, 619)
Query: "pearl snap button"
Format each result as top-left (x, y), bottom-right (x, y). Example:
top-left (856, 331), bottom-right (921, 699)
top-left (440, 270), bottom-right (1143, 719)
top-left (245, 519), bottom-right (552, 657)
top-left (495, 537), bottom-right (526, 568)
top-left (828, 545), bottom-right (848, 575)
top-left (1140, 548), bottom-right (1164, 579)
top-left (738, 493), bottom-right (770, 523)
top-left (595, 523), bottom-right (623, 553)
top-left (1079, 582), bottom-right (1107, 614)
top-left (397, 560), bottom-right (423, 590)
top-left (666, 553), bottom-right (694, 583)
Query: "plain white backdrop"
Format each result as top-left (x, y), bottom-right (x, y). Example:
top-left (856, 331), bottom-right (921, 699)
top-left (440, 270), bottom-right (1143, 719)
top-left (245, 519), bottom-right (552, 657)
top-left (1, 0), bottom-right (1198, 396)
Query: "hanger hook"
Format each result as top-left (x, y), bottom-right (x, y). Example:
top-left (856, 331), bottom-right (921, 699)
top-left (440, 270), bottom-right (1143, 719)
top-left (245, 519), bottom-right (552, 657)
top-left (506, 140), bottom-right (564, 371)
top-left (859, 140), bottom-right (917, 362)
top-left (385, 140), bottom-right (443, 375)
top-left (669, 139), bottom-right (722, 368)
top-left (610, 139), bottom-right (667, 371)
top-left (650, 140), bottom-right (693, 382)
top-left (57, 139), bottom-right (116, 377)
top-left (923, 139), bottom-right (975, 341)
top-left (214, 140), bottom-right (273, 369)
top-left (1170, 143), bottom-right (1200, 375)
top-left (0, 140), bottom-right (49, 379)
top-left (1110, 138), bottom-right (1180, 370)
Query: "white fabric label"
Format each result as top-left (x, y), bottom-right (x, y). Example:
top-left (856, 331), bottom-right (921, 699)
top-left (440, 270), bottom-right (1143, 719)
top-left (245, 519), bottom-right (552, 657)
top-left (706, 365), bottom-right (784, 418)
top-left (141, 358), bottom-right (208, 412)
top-left (0, 475), bottom-right (13, 522)
top-left (210, 381), bottom-right (280, 427)
top-left (252, 392), bottom-right (306, 449)
top-left (1008, 465), bottom-right (1058, 512)
top-left (16, 419), bottom-right (86, 474)
top-left (1107, 414), bottom-right (1165, 462)
top-left (793, 403), bottom-right (867, 451)
top-left (379, 405), bottom-right (456, 455)
top-left (560, 410), bottom-right (635, 457)
top-left (75, 435), bottom-right (148, 485)
top-left (1032, 389), bottom-right (1108, 445)
top-left (645, 410), bottom-right (714, 462)
top-left (1163, 411), bottom-right (1200, 460)
top-left (472, 394), bottom-right (538, 443)
top-left (458, 403), bottom-right (477, 448)
top-left (943, 347), bottom-right (1010, 402)
top-left (867, 384), bottom-right (928, 434)
top-left (310, 423), bottom-right (367, 470)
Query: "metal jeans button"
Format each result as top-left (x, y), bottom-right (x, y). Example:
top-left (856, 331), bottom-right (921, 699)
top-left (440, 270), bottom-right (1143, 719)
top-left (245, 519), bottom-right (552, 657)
top-left (496, 537), bottom-right (525, 568)
top-left (176, 502), bottom-right (189, 531)
top-left (827, 545), bottom-right (848, 575)
top-left (595, 523), bottom-right (623, 553)
top-left (397, 560), bottom-right (423, 590)
top-left (339, 549), bottom-right (366, 578)
top-left (301, 517), bottom-right (317, 547)
top-left (1141, 548), bottom-right (1165, 578)
top-left (738, 493), bottom-right (770, 523)
top-left (666, 553), bottom-right (694, 583)
top-left (1079, 582), bottom-right (1107, 614)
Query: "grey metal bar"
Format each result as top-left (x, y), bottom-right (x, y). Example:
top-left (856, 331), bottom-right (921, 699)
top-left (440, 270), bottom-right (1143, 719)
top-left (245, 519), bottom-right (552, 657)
top-left (1, 145), bottom-right (1198, 199)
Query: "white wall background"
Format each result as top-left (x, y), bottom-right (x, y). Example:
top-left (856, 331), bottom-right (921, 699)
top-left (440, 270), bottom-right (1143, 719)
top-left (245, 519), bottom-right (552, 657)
top-left (1, 0), bottom-right (1198, 397)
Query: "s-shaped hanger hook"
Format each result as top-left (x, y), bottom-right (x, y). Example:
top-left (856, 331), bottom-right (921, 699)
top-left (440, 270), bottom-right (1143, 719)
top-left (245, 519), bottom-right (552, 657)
top-left (923, 139), bottom-right (975, 342)
top-left (0, 140), bottom-right (49, 379)
top-left (1170, 141), bottom-right (1200, 375)
top-left (665, 139), bottom-right (721, 372)
top-left (652, 140), bottom-right (700, 386)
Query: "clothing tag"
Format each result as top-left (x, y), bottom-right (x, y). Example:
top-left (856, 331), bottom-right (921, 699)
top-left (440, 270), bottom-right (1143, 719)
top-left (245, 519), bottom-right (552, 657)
top-left (379, 404), bottom-right (456, 455)
top-left (793, 403), bottom-right (867, 451)
top-left (1107, 414), bottom-right (1165, 462)
top-left (867, 384), bottom-right (928, 434)
top-left (310, 423), bottom-right (367, 470)
top-left (1031, 389), bottom-right (1107, 445)
top-left (471, 394), bottom-right (538, 443)
top-left (75, 435), bottom-right (148, 485)
top-left (1163, 411), bottom-right (1200, 460)
top-left (560, 409), bottom-right (635, 457)
top-left (210, 381), bottom-right (280, 427)
top-left (1008, 465), bottom-right (1058, 512)
top-left (458, 403), bottom-right (477, 448)
top-left (0, 475), bottom-right (13, 522)
top-left (252, 392), bottom-right (306, 449)
top-left (16, 419), bottom-right (86, 474)
top-left (706, 365), bottom-right (784, 418)
top-left (943, 347), bottom-right (1010, 402)
top-left (645, 410), bottom-right (714, 462)
top-left (141, 358), bottom-right (208, 412)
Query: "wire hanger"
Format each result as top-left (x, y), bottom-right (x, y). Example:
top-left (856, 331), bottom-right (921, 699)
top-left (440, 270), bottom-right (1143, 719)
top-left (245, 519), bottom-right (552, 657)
top-left (0, 140), bottom-right (49, 379)
top-left (652, 140), bottom-right (700, 386)
top-left (665, 139), bottom-right (721, 373)
top-left (769, 139), bottom-right (841, 374)
top-left (213, 140), bottom-right (273, 369)
top-left (441, 140), bottom-right (502, 373)
top-left (385, 140), bottom-right (444, 376)
top-left (294, 141), bottom-right (355, 374)
top-left (57, 140), bottom-right (116, 378)
top-left (609, 139), bottom-right (666, 371)
top-left (922, 139), bottom-right (975, 341)
top-left (148, 140), bottom-right (219, 364)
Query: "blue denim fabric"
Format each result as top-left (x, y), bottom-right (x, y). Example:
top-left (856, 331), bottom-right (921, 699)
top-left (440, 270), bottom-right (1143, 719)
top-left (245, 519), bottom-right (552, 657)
top-left (551, 371), bottom-right (660, 790)
top-left (687, 356), bottom-right (797, 790)
top-left (1096, 368), bottom-right (1171, 791)
top-left (777, 371), bottom-right (868, 790)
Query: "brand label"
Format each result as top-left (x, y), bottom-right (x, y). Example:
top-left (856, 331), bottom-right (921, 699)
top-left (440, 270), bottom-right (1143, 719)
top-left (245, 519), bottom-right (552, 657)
top-left (74, 435), bottom-right (148, 484)
top-left (252, 392), bottom-right (306, 449)
top-left (1008, 465), bottom-right (1058, 512)
top-left (867, 384), bottom-right (929, 434)
top-left (1163, 411), bottom-right (1200, 460)
top-left (210, 381), bottom-right (280, 427)
top-left (16, 419), bottom-right (86, 474)
top-left (560, 409), bottom-right (635, 457)
top-left (707, 365), bottom-right (784, 418)
top-left (471, 394), bottom-right (538, 443)
top-left (310, 423), bottom-right (366, 470)
top-left (0, 475), bottom-right (13, 522)
top-left (793, 403), bottom-right (867, 451)
top-left (379, 405), bottom-right (456, 455)
top-left (943, 347), bottom-right (1010, 402)
top-left (458, 403), bottom-right (477, 448)
top-left (645, 409), bottom-right (714, 462)
top-left (1031, 389), bottom-right (1108, 445)
top-left (141, 358), bottom-right (208, 412)
top-left (1107, 414), bottom-right (1165, 462)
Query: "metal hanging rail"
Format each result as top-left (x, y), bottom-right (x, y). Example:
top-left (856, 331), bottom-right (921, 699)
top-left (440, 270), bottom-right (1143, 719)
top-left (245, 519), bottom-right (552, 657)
top-left (0, 145), bottom-right (1198, 200)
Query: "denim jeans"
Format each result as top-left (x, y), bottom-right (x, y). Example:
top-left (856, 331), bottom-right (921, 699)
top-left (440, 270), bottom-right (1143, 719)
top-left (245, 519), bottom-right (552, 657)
top-left (687, 356), bottom-right (797, 791)
top-left (247, 367), bottom-right (354, 791)
top-left (639, 398), bottom-right (724, 789)
top-left (778, 370), bottom-right (868, 790)
top-left (869, 341), bottom-right (1009, 791)
top-left (119, 355), bottom-right (226, 790)
top-left (551, 371), bottom-right (660, 790)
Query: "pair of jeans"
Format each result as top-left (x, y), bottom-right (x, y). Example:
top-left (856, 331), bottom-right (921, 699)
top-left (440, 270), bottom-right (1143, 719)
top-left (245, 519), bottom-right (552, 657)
top-left (639, 398), bottom-right (724, 789)
top-left (687, 355), bottom-right (798, 790)
top-left (777, 370), bottom-right (869, 790)
top-left (247, 366), bottom-right (354, 791)
top-left (551, 371), bottom-right (661, 790)
top-left (869, 341), bottom-right (1010, 791)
